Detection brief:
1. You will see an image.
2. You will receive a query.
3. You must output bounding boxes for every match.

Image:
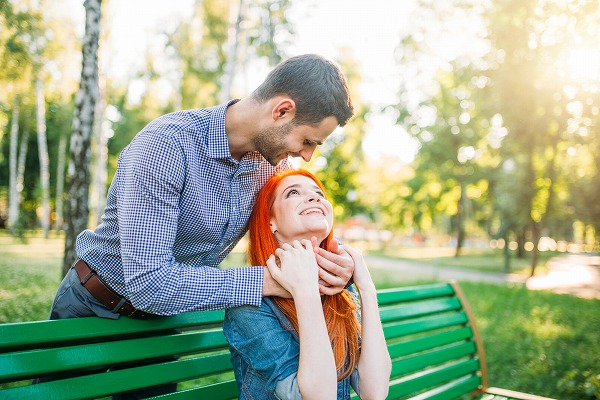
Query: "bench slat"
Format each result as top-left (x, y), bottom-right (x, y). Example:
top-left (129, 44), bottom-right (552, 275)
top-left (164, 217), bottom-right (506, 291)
top-left (388, 358), bottom-right (480, 398)
top-left (0, 310), bottom-right (225, 351)
top-left (390, 341), bottom-right (477, 379)
top-left (0, 329), bottom-right (228, 382)
top-left (387, 326), bottom-right (473, 359)
top-left (377, 283), bottom-right (454, 306)
top-left (384, 311), bottom-right (469, 339)
top-left (407, 375), bottom-right (482, 400)
top-left (379, 297), bottom-right (462, 323)
top-left (150, 380), bottom-right (238, 400)
top-left (1, 355), bottom-right (234, 400)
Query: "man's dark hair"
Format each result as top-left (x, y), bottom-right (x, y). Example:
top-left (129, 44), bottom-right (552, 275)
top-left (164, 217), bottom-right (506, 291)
top-left (250, 54), bottom-right (354, 127)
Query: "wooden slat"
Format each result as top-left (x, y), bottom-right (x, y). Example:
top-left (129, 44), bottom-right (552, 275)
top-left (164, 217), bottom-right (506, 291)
top-left (390, 341), bottom-right (478, 379)
top-left (377, 283), bottom-right (454, 306)
top-left (0, 310), bottom-right (225, 351)
top-left (387, 327), bottom-right (473, 359)
top-left (150, 380), bottom-right (238, 400)
top-left (388, 358), bottom-right (480, 398)
top-left (407, 375), bottom-right (482, 400)
top-left (0, 329), bottom-right (228, 382)
top-left (379, 297), bottom-right (462, 323)
top-left (483, 387), bottom-right (557, 400)
top-left (0, 355), bottom-right (234, 400)
top-left (384, 312), bottom-right (469, 340)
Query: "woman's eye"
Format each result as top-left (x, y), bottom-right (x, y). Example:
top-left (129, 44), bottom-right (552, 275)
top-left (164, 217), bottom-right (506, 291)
top-left (286, 189), bottom-right (300, 197)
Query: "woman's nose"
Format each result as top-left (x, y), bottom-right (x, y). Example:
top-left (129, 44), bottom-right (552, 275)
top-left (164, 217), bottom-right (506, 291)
top-left (307, 194), bottom-right (321, 202)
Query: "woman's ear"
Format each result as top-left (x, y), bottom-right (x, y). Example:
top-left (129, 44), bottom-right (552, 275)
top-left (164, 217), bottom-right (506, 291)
top-left (269, 221), bottom-right (278, 234)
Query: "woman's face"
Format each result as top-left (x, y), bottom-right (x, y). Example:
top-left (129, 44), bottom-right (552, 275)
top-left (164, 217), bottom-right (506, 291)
top-left (270, 175), bottom-right (334, 245)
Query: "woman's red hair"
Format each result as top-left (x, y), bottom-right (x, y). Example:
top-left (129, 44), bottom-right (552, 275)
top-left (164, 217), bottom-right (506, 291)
top-left (248, 169), bottom-right (360, 380)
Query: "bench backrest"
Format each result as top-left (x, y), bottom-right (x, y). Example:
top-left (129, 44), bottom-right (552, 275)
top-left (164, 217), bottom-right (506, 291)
top-left (376, 281), bottom-right (487, 400)
top-left (0, 282), bottom-right (486, 399)
top-left (0, 309), bottom-right (237, 399)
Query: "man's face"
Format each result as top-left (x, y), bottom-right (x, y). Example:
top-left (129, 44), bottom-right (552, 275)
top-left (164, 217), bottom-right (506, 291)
top-left (253, 116), bottom-right (339, 166)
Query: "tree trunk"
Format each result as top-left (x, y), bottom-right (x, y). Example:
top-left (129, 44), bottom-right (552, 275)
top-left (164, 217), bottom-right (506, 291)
top-left (36, 74), bottom-right (51, 238)
top-left (63, 0), bottom-right (101, 276)
top-left (516, 230), bottom-right (525, 258)
top-left (54, 131), bottom-right (67, 231)
top-left (503, 231), bottom-right (511, 274)
top-left (15, 129), bottom-right (30, 228)
top-left (90, 81), bottom-right (107, 227)
top-left (7, 95), bottom-right (20, 232)
top-left (454, 180), bottom-right (466, 257)
top-left (219, 0), bottom-right (244, 103)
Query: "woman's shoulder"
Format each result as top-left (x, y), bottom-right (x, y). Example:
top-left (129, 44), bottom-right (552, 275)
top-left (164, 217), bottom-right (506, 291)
top-left (225, 297), bottom-right (278, 315)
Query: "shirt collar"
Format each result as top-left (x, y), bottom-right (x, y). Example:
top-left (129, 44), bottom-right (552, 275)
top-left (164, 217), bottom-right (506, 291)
top-left (206, 99), bottom-right (240, 160)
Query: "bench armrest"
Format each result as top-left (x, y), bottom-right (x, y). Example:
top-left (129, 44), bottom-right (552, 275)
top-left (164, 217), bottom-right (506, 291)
top-left (485, 387), bottom-right (557, 400)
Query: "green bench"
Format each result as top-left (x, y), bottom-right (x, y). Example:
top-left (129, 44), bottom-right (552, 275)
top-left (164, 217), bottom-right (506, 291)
top-left (0, 282), bottom-right (555, 399)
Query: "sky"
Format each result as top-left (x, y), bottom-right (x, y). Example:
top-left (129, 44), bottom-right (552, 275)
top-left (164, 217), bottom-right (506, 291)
top-left (67, 0), bottom-right (420, 162)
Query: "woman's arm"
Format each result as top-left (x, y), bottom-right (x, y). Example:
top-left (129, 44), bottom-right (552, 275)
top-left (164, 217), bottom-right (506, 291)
top-left (267, 240), bottom-right (337, 399)
top-left (344, 245), bottom-right (392, 400)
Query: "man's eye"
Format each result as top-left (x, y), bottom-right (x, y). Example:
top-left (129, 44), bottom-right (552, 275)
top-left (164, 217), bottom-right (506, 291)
top-left (304, 140), bottom-right (312, 146)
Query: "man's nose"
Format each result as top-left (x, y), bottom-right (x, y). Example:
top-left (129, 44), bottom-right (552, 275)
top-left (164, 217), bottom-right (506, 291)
top-left (300, 147), bottom-right (316, 162)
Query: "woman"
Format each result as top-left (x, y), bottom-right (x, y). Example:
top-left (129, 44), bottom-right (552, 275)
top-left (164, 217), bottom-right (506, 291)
top-left (224, 169), bottom-right (391, 399)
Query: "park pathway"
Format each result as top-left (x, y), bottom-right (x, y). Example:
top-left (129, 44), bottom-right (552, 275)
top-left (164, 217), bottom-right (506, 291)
top-left (365, 253), bottom-right (600, 300)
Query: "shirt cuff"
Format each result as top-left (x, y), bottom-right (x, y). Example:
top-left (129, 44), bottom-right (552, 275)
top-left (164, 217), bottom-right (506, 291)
top-left (227, 266), bottom-right (264, 308)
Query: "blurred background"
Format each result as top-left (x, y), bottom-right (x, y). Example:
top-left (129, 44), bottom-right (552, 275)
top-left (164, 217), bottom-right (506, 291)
top-left (1, 1), bottom-right (599, 398)
top-left (2, 0), bottom-right (600, 272)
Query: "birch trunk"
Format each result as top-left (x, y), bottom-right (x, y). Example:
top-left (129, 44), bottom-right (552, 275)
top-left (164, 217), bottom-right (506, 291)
top-left (63, 0), bottom-right (101, 276)
top-left (16, 130), bottom-right (30, 221)
top-left (219, 0), bottom-right (244, 103)
top-left (90, 82), bottom-right (107, 227)
top-left (7, 96), bottom-right (20, 232)
top-left (36, 74), bottom-right (51, 238)
top-left (54, 132), bottom-right (67, 231)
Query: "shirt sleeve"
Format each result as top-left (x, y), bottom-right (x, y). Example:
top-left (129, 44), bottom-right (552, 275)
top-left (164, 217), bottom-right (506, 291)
top-left (225, 301), bottom-right (301, 399)
top-left (117, 128), bottom-right (263, 315)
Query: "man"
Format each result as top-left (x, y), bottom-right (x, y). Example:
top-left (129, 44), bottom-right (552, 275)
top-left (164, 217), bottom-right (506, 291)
top-left (48, 54), bottom-right (355, 321)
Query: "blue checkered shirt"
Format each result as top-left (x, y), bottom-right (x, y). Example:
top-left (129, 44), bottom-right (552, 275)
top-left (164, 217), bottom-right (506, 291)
top-left (76, 100), bottom-right (288, 315)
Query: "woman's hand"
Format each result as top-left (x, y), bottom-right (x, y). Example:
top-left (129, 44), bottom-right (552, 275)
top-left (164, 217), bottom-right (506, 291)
top-left (266, 239), bottom-right (320, 298)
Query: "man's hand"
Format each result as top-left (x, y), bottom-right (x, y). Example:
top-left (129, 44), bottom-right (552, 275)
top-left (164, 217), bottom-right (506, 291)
top-left (314, 239), bottom-right (355, 295)
top-left (262, 265), bottom-right (292, 298)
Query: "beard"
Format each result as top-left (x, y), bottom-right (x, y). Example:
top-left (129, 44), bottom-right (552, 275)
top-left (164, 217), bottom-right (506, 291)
top-left (253, 122), bottom-right (295, 166)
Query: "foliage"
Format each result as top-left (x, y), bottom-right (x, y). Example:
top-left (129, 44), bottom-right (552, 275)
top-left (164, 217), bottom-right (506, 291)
top-left (394, 0), bottom-right (600, 265)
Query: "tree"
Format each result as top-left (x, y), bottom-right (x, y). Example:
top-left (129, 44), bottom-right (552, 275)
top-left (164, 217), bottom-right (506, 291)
top-left (35, 72), bottom-right (51, 237)
top-left (63, 0), bottom-right (101, 275)
top-left (1, 2), bottom-right (39, 232)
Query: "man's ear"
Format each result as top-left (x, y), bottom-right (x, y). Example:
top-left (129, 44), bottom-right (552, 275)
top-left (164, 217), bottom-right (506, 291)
top-left (271, 98), bottom-right (296, 122)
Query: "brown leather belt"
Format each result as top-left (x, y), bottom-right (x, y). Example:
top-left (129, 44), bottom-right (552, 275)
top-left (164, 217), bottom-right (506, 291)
top-left (74, 259), bottom-right (157, 319)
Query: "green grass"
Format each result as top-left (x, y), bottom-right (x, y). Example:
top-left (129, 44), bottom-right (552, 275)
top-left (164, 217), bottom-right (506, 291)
top-left (1, 232), bottom-right (598, 399)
